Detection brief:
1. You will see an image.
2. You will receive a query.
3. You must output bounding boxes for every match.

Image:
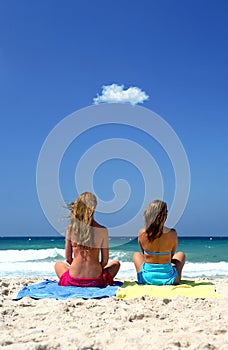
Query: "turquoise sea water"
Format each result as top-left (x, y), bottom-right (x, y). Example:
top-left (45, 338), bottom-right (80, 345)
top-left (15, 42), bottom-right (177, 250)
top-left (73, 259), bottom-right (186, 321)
top-left (0, 236), bottom-right (227, 279)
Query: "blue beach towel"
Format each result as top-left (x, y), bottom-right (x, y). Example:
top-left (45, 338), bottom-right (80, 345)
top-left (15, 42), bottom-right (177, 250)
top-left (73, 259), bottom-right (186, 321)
top-left (13, 279), bottom-right (123, 300)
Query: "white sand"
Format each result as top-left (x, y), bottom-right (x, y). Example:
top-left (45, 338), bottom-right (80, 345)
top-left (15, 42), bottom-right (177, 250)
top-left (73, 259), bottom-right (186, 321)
top-left (1, 277), bottom-right (228, 350)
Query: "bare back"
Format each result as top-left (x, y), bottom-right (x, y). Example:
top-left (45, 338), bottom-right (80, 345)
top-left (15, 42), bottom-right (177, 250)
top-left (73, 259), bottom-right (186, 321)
top-left (66, 220), bottom-right (109, 278)
top-left (138, 226), bottom-right (178, 264)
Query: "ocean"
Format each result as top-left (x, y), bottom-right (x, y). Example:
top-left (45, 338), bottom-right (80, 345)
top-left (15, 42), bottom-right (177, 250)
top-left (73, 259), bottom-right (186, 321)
top-left (0, 236), bottom-right (227, 279)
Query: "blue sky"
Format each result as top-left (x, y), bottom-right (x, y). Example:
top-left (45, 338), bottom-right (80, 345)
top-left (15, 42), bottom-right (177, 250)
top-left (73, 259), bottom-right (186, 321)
top-left (1, 0), bottom-right (228, 237)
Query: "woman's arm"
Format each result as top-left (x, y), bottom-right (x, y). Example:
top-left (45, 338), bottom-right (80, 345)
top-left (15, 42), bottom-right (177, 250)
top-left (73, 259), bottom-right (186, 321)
top-left (138, 228), bottom-right (145, 254)
top-left (100, 228), bottom-right (109, 268)
top-left (100, 248), bottom-right (109, 268)
top-left (65, 226), bottom-right (73, 265)
top-left (170, 229), bottom-right (178, 259)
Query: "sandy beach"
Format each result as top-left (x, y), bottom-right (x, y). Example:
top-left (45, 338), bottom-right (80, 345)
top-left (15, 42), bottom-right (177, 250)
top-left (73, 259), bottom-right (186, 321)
top-left (1, 278), bottom-right (228, 350)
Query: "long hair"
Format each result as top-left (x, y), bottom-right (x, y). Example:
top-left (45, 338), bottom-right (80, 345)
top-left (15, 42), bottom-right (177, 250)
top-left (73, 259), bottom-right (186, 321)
top-left (144, 200), bottom-right (167, 241)
top-left (69, 192), bottom-right (97, 247)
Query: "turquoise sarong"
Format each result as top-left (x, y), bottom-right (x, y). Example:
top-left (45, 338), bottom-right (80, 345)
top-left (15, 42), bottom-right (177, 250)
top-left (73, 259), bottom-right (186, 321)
top-left (137, 262), bottom-right (178, 285)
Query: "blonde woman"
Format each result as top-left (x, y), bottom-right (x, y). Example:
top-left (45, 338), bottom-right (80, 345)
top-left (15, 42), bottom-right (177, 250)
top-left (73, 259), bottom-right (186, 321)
top-left (55, 192), bottom-right (120, 287)
top-left (133, 200), bottom-right (185, 285)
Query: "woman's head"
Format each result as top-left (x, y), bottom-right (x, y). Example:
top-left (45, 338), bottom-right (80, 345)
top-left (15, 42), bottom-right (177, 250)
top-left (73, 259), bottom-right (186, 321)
top-left (144, 200), bottom-right (167, 240)
top-left (71, 192), bottom-right (97, 221)
top-left (69, 192), bottom-right (97, 247)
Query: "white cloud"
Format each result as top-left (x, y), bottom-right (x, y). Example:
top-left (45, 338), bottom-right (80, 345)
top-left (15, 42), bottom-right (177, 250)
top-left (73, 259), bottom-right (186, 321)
top-left (93, 84), bottom-right (149, 105)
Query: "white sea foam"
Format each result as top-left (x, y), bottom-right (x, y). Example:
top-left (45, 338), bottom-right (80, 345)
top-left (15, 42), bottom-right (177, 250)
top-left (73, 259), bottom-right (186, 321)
top-left (117, 262), bottom-right (136, 279)
top-left (0, 261), bottom-right (57, 278)
top-left (183, 262), bottom-right (228, 278)
top-left (0, 248), bottom-right (65, 263)
top-left (1, 248), bottom-right (228, 279)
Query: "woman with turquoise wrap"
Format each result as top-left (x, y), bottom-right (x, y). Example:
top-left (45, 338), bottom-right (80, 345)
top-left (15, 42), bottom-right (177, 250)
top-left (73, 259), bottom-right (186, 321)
top-left (133, 200), bottom-right (185, 285)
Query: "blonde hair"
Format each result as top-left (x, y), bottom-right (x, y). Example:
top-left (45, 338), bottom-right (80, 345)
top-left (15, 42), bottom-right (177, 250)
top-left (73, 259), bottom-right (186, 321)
top-left (144, 200), bottom-right (167, 241)
top-left (69, 192), bottom-right (97, 247)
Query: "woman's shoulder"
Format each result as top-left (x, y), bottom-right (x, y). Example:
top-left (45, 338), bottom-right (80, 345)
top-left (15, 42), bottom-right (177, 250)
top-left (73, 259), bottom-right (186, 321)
top-left (93, 221), bottom-right (108, 239)
top-left (138, 228), bottom-right (146, 239)
top-left (93, 220), bottom-right (107, 230)
top-left (163, 226), bottom-right (177, 237)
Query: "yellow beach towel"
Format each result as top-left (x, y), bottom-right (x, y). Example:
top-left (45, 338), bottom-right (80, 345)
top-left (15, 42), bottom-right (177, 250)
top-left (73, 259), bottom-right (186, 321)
top-left (116, 280), bottom-right (223, 299)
